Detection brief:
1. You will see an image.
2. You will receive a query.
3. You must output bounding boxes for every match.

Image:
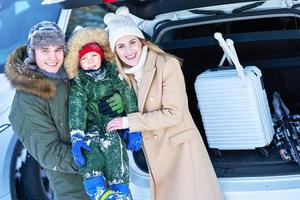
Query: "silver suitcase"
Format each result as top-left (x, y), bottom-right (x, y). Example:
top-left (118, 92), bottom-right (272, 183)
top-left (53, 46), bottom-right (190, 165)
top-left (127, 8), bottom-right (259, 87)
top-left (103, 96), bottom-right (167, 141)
top-left (194, 33), bottom-right (274, 150)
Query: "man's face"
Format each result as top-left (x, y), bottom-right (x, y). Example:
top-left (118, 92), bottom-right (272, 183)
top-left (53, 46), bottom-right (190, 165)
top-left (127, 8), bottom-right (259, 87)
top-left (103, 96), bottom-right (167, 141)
top-left (35, 45), bottom-right (64, 73)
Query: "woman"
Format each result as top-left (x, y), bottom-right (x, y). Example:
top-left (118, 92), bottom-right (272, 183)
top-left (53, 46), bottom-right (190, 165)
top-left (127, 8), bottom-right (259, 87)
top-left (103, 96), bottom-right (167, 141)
top-left (5, 21), bottom-right (89, 200)
top-left (104, 7), bottom-right (224, 200)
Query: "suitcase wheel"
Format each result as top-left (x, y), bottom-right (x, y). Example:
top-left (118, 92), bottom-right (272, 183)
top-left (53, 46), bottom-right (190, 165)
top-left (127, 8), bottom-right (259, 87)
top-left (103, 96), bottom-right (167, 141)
top-left (257, 147), bottom-right (269, 158)
top-left (210, 148), bottom-right (222, 157)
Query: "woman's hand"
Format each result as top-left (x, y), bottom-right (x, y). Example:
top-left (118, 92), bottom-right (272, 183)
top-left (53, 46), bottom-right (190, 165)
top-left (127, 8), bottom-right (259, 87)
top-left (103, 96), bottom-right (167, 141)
top-left (106, 117), bottom-right (124, 132)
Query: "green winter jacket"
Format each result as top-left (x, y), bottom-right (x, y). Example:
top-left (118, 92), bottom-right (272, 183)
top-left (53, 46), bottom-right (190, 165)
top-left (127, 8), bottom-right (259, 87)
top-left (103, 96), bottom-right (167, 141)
top-left (5, 46), bottom-right (88, 200)
top-left (69, 62), bottom-right (138, 134)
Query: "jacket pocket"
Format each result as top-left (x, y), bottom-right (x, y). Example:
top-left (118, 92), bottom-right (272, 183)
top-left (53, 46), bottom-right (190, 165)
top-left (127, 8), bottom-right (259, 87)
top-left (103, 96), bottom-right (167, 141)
top-left (169, 128), bottom-right (196, 146)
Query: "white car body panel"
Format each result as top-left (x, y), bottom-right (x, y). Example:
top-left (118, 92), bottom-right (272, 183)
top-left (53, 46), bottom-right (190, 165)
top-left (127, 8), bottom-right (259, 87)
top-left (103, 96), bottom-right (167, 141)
top-left (128, 172), bottom-right (300, 200)
top-left (0, 74), bottom-right (16, 200)
top-left (2, 1), bottom-right (300, 199)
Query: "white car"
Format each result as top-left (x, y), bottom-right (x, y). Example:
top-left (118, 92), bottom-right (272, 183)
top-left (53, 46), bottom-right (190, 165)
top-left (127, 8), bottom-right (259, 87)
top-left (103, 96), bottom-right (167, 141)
top-left (0, 1), bottom-right (67, 199)
top-left (2, 0), bottom-right (300, 199)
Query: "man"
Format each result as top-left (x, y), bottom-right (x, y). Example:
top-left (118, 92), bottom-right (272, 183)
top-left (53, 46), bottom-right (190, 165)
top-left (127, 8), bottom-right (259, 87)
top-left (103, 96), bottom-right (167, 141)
top-left (5, 21), bottom-right (89, 200)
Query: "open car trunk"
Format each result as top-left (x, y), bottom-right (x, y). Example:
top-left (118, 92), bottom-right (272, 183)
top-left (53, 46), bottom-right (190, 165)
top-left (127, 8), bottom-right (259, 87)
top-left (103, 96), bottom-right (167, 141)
top-left (45, 0), bottom-right (300, 179)
top-left (143, 10), bottom-right (300, 178)
top-left (50, 0), bottom-right (260, 19)
top-left (170, 42), bottom-right (300, 177)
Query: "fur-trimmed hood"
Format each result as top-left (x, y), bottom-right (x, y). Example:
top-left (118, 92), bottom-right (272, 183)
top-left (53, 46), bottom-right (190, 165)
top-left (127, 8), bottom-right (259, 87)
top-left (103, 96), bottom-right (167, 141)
top-left (5, 45), bottom-right (57, 99)
top-left (64, 27), bottom-right (114, 79)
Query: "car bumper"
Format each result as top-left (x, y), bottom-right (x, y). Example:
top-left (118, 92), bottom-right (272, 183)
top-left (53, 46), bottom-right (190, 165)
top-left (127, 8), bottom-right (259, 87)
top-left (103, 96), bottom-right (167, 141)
top-left (129, 150), bottom-right (300, 200)
top-left (220, 174), bottom-right (300, 200)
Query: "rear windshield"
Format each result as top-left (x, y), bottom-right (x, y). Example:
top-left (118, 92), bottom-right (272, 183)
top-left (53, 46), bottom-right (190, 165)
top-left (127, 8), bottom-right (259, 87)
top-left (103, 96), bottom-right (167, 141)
top-left (0, 0), bottom-right (61, 72)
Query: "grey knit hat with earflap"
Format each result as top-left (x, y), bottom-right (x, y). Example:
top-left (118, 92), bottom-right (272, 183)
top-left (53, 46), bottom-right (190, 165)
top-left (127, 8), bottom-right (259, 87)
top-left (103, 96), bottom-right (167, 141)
top-left (24, 21), bottom-right (66, 66)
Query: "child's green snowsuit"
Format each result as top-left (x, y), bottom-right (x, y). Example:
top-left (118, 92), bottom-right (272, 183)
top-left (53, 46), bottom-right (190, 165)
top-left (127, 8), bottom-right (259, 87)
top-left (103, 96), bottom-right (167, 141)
top-left (69, 62), bottom-right (138, 184)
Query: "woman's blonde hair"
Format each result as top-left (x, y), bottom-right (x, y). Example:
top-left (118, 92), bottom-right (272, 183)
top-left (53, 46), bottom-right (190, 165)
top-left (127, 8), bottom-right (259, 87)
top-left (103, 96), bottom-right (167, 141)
top-left (115, 39), bottom-right (182, 87)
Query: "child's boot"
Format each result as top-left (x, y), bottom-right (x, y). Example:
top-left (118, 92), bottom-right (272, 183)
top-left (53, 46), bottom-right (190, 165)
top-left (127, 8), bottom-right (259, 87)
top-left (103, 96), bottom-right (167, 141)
top-left (83, 176), bottom-right (116, 200)
top-left (111, 183), bottom-right (130, 200)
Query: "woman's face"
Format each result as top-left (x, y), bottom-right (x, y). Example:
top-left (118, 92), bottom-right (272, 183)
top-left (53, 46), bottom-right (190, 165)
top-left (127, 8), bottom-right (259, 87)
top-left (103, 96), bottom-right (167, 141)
top-left (115, 35), bottom-right (143, 67)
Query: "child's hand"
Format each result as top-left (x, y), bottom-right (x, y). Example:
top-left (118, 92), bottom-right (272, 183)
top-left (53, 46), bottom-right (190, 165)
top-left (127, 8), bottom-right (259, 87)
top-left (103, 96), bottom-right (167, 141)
top-left (107, 93), bottom-right (124, 114)
top-left (117, 129), bottom-right (143, 151)
top-left (99, 93), bottom-right (124, 117)
top-left (106, 117), bottom-right (123, 132)
top-left (71, 133), bottom-right (91, 167)
top-left (127, 131), bottom-right (143, 151)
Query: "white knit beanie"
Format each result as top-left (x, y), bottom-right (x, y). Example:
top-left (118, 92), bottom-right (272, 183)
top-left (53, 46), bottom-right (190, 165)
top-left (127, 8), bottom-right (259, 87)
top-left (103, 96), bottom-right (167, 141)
top-left (103, 6), bottom-right (145, 51)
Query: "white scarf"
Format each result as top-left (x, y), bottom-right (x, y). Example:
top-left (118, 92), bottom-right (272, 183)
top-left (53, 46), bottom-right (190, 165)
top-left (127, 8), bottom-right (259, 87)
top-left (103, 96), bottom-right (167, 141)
top-left (124, 46), bottom-right (148, 88)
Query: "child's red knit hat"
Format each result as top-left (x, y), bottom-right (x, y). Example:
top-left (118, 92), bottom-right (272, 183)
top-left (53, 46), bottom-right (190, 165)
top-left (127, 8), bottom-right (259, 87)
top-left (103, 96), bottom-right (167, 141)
top-left (79, 42), bottom-right (104, 60)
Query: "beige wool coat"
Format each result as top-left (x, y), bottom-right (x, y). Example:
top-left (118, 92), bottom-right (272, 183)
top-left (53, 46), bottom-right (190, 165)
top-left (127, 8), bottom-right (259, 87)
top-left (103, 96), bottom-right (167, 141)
top-left (127, 50), bottom-right (224, 200)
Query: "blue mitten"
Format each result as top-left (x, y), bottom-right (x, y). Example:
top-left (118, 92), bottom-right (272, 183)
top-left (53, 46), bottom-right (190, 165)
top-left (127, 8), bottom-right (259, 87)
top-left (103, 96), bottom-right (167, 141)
top-left (71, 133), bottom-right (91, 167)
top-left (127, 131), bottom-right (143, 151)
top-left (118, 128), bottom-right (129, 142)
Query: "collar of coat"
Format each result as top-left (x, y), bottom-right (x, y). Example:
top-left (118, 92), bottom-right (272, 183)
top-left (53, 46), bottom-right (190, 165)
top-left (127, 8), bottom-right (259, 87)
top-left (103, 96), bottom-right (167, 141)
top-left (135, 50), bottom-right (167, 111)
top-left (5, 45), bottom-right (57, 99)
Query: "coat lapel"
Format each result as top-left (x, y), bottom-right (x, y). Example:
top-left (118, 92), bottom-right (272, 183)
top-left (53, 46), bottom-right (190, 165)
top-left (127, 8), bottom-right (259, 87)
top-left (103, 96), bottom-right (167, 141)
top-left (138, 51), bottom-right (157, 112)
top-left (127, 74), bottom-right (138, 95)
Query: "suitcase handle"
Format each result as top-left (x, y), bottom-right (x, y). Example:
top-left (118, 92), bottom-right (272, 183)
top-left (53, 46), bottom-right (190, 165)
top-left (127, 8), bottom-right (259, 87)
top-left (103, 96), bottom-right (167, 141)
top-left (211, 66), bottom-right (235, 71)
top-left (214, 32), bottom-right (245, 80)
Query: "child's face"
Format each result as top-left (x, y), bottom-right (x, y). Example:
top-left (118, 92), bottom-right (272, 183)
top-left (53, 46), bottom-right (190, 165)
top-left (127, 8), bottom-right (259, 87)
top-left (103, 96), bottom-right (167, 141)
top-left (35, 45), bottom-right (64, 73)
top-left (80, 52), bottom-right (102, 71)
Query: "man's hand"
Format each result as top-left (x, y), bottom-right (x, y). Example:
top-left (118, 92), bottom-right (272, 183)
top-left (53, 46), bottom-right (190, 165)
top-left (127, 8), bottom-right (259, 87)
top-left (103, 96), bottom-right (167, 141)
top-left (71, 133), bottom-right (91, 167)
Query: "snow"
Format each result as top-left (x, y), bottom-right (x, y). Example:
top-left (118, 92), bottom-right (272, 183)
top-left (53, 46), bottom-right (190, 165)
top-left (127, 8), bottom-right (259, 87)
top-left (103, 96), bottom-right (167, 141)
top-left (15, 148), bottom-right (27, 178)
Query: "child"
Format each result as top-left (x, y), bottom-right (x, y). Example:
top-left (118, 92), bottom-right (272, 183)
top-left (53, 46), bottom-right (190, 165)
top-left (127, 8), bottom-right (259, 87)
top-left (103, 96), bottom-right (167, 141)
top-left (64, 27), bottom-right (142, 200)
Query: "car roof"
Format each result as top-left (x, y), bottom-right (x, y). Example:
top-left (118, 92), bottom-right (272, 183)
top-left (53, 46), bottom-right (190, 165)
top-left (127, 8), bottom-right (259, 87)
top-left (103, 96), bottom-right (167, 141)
top-left (42, 0), bottom-right (263, 19)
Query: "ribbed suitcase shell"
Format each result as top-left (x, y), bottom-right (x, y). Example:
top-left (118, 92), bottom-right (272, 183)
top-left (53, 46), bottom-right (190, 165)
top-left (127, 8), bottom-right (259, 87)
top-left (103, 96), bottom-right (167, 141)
top-left (194, 66), bottom-right (274, 150)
